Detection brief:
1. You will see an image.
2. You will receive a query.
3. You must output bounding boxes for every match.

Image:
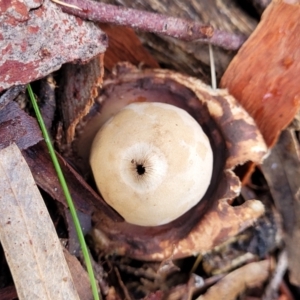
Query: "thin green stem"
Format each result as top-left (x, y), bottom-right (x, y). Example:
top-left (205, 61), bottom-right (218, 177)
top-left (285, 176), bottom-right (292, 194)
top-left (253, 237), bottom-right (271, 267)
top-left (27, 84), bottom-right (100, 300)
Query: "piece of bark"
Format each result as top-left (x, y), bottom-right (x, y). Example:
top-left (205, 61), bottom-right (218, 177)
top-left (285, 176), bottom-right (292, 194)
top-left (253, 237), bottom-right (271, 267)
top-left (97, 0), bottom-right (257, 82)
top-left (0, 101), bottom-right (42, 151)
top-left (197, 260), bottom-right (270, 300)
top-left (0, 0), bottom-right (108, 92)
top-left (220, 0), bottom-right (300, 147)
top-left (56, 54), bottom-right (105, 153)
top-left (0, 143), bottom-right (79, 300)
top-left (261, 130), bottom-right (300, 285)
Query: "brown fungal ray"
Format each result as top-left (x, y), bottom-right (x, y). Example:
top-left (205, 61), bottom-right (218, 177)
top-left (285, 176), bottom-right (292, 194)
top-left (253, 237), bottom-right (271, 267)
top-left (62, 64), bottom-right (267, 260)
top-left (220, 0), bottom-right (300, 147)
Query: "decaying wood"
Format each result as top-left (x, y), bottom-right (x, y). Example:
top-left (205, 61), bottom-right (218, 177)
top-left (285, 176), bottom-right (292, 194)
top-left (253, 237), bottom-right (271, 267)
top-left (57, 54), bottom-right (105, 152)
top-left (221, 0), bottom-right (300, 147)
top-left (0, 0), bottom-right (108, 92)
top-left (0, 144), bottom-right (79, 300)
top-left (262, 130), bottom-right (300, 285)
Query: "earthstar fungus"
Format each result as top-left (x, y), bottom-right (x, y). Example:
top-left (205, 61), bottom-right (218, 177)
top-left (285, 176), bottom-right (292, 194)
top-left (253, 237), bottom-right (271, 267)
top-left (62, 64), bottom-right (267, 260)
top-left (90, 102), bottom-right (213, 226)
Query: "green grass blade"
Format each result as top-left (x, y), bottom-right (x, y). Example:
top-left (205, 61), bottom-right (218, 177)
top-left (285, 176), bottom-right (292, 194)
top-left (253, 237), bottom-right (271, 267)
top-left (27, 84), bottom-right (101, 300)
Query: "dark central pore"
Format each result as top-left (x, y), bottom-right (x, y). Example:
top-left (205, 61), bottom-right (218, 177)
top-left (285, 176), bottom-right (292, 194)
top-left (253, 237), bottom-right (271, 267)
top-left (136, 164), bottom-right (146, 175)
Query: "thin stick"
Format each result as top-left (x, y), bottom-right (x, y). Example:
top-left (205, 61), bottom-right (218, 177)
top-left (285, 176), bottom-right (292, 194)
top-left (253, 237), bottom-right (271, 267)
top-left (190, 253), bottom-right (202, 275)
top-left (52, 0), bottom-right (82, 10)
top-left (52, 0), bottom-right (246, 50)
top-left (27, 84), bottom-right (101, 300)
top-left (263, 251), bottom-right (288, 300)
top-left (209, 44), bottom-right (217, 90)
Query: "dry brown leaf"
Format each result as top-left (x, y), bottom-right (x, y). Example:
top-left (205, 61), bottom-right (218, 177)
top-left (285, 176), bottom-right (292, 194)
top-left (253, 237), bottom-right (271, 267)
top-left (220, 0), bottom-right (300, 147)
top-left (63, 248), bottom-right (94, 300)
top-left (197, 260), bottom-right (270, 300)
top-left (0, 101), bottom-right (42, 151)
top-left (0, 143), bottom-right (80, 300)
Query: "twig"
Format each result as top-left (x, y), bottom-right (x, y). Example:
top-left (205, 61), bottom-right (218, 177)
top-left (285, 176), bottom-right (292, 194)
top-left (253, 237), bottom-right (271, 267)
top-left (52, 0), bottom-right (246, 50)
top-left (262, 251), bottom-right (288, 300)
top-left (209, 44), bottom-right (217, 90)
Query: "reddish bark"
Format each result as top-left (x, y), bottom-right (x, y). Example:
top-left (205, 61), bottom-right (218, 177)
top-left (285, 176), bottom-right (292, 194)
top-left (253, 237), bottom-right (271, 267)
top-left (0, 0), bottom-right (107, 92)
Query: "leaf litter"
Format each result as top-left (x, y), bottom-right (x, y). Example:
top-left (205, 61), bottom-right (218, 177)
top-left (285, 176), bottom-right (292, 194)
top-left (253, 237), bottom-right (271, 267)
top-left (0, 0), bottom-right (300, 299)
